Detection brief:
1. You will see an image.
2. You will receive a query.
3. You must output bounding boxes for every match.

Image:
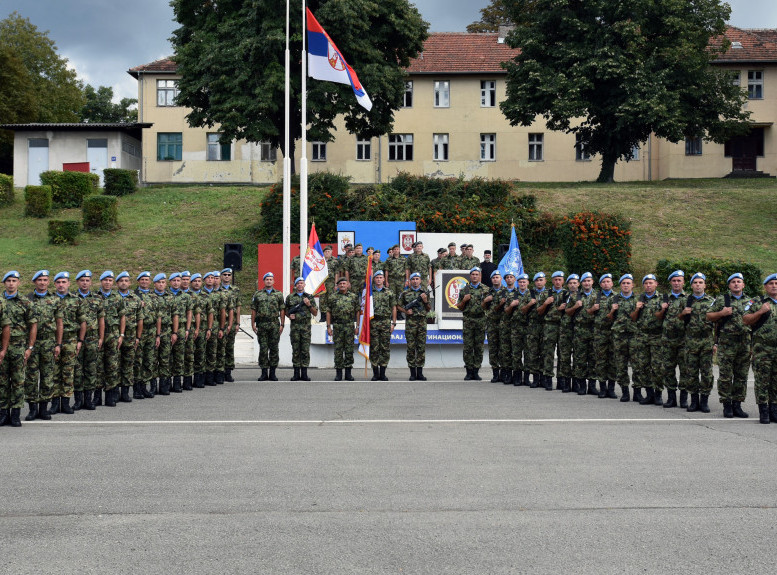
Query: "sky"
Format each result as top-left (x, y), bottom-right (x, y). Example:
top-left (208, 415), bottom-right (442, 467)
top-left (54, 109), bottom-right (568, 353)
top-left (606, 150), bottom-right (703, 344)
top-left (2, 0), bottom-right (776, 103)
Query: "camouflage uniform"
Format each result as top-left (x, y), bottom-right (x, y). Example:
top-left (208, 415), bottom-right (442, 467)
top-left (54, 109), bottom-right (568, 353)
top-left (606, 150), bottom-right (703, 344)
top-left (290, 256), bottom-right (302, 289)
top-left (53, 292), bottom-right (86, 401)
top-left (215, 286), bottom-right (234, 378)
top-left (286, 291), bottom-right (315, 367)
top-left (134, 288), bottom-right (157, 391)
top-left (205, 288), bottom-right (226, 377)
top-left (0, 295), bottom-right (35, 410)
top-left (153, 289), bottom-right (175, 383)
top-left (74, 291), bottom-right (103, 395)
top-left (525, 287), bottom-right (547, 380)
top-left (170, 289), bottom-right (190, 380)
top-left (319, 256), bottom-right (340, 316)
top-left (118, 291), bottom-right (143, 393)
top-left (683, 294), bottom-right (715, 396)
top-left (328, 290), bottom-right (359, 369)
top-left (710, 293), bottom-right (751, 404)
top-left (430, 256), bottom-right (446, 278)
top-left (459, 282), bottom-right (490, 370)
top-left (251, 288), bottom-right (284, 368)
top-left (183, 289), bottom-right (198, 379)
top-left (406, 252), bottom-right (431, 290)
top-left (486, 286), bottom-right (506, 372)
top-left (400, 287), bottom-right (428, 368)
top-left (191, 290), bottom-right (212, 383)
top-left (98, 290), bottom-right (125, 393)
top-left (458, 256), bottom-right (480, 271)
top-left (633, 293), bottom-right (665, 393)
top-left (660, 291), bottom-right (689, 393)
top-left (440, 255), bottom-right (458, 270)
top-left (384, 255), bottom-right (407, 303)
top-left (25, 291), bottom-right (61, 403)
top-left (369, 286), bottom-right (396, 367)
top-left (571, 290), bottom-right (597, 384)
top-left (349, 254), bottom-right (370, 294)
top-left (508, 289), bottom-right (533, 377)
top-left (746, 296), bottom-right (777, 406)
top-left (611, 293), bottom-right (639, 392)
top-left (593, 290), bottom-right (616, 386)
top-left (558, 291), bottom-right (577, 382)
top-left (542, 288), bottom-right (569, 383)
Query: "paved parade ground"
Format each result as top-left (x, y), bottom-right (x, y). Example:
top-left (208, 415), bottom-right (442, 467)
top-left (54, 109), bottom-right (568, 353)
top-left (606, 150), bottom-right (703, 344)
top-left (3, 367), bottom-right (777, 574)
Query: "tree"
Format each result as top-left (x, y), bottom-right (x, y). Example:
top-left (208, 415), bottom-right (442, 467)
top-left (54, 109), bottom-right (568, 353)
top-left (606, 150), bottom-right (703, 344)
top-left (467, 0), bottom-right (511, 33)
top-left (80, 85), bottom-right (138, 123)
top-left (170, 0), bottom-right (428, 171)
top-left (0, 46), bottom-right (38, 173)
top-left (499, 0), bottom-right (751, 182)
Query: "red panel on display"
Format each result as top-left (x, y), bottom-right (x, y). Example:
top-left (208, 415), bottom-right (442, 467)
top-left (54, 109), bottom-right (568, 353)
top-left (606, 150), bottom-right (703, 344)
top-left (63, 162), bottom-right (90, 173)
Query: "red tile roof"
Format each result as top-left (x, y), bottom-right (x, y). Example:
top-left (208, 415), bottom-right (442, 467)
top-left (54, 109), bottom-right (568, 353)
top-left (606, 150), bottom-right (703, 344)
top-left (128, 57), bottom-right (178, 77)
top-left (714, 27), bottom-right (777, 63)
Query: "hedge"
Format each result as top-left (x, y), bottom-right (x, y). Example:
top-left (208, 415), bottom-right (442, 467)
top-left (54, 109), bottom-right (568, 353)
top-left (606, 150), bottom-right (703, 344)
top-left (103, 169), bottom-right (138, 196)
top-left (82, 195), bottom-right (118, 231)
top-left (39, 170), bottom-right (97, 208)
top-left (558, 211), bottom-right (632, 277)
top-left (24, 185), bottom-right (53, 218)
top-left (0, 174), bottom-right (13, 207)
top-left (655, 258), bottom-right (763, 297)
top-left (48, 220), bottom-right (81, 245)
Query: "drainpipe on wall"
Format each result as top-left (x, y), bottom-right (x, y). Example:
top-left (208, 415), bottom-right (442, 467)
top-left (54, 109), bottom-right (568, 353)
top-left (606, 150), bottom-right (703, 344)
top-left (647, 133), bottom-right (652, 181)
top-left (377, 135), bottom-right (382, 184)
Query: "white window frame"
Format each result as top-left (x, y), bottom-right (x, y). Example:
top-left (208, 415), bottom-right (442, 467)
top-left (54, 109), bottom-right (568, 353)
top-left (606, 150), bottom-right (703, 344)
top-left (402, 81), bottom-right (413, 108)
top-left (480, 133), bottom-right (496, 161)
top-left (157, 79), bottom-right (179, 107)
top-left (388, 134), bottom-right (413, 161)
top-left (434, 80), bottom-right (450, 108)
top-left (575, 134), bottom-right (591, 161)
top-left (433, 133), bottom-right (449, 161)
top-left (748, 70), bottom-right (764, 99)
top-left (528, 133), bottom-right (544, 161)
top-left (312, 142), bottom-right (327, 161)
top-left (356, 137), bottom-right (371, 161)
top-left (259, 142), bottom-right (277, 162)
top-left (481, 80), bottom-right (496, 107)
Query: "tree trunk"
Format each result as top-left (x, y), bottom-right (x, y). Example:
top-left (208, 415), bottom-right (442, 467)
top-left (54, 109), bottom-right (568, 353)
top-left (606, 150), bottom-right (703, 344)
top-left (596, 153), bottom-right (616, 183)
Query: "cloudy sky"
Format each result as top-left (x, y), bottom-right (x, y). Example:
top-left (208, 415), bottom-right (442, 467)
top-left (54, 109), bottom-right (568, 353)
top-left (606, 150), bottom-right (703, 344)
top-left (2, 0), bottom-right (775, 102)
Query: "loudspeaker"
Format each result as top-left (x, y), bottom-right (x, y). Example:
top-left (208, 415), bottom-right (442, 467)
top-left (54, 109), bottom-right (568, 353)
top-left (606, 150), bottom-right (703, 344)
top-left (497, 243), bottom-right (510, 260)
top-left (223, 243), bottom-right (243, 271)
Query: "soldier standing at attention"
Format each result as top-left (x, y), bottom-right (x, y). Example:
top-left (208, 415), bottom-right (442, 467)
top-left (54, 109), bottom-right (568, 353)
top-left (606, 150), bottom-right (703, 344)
top-left (286, 277), bottom-right (317, 381)
top-left (180, 271), bottom-right (198, 389)
top-left (537, 271), bottom-right (567, 391)
top-left (657, 270), bottom-right (689, 408)
top-left (631, 274), bottom-right (665, 405)
top-left (458, 244), bottom-right (480, 271)
top-left (456, 267), bottom-right (490, 381)
top-left (97, 271), bottom-right (126, 407)
top-left (558, 274), bottom-right (579, 393)
top-left (369, 248), bottom-right (384, 275)
top-left (134, 271), bottom-right (157, 398)
top-left (431, 248), bottom-right (447, 282)
top-left (398, 272), bottom-right (431, 381)
top-left (568, 272), bottom-right (596, 395)
top-left (189, 273), bottom-right (211, 388)
top-left (368, 270), bottom-right (396, 381)
top-left (405, 241), bottom-right (432, 291)
top-left (484, 270), bottom-right (505, 383)
top-left (24, 270), bottom-right (61, 419)
top-left (51, 272), bottom-right (86, 414)
top-left (590, 273), bottom-right (615, 397)
top-left (480, 250), bottom-right (498, 288)
top-left (326, 277), bottom-right (359, 381)
top-left (251, 272), bottom-right (285, 382)
top-left (168, 272), bottom-right (190, 391)
top-left (212, 271), bottom-right (232, 385)
top-left (349, 243), bottom-right (369, 295)
top-left (220, 268), bottom-right (239, 382)
top-left (446, 243), bottom-right (459, 269)
top-left (319, 245), bottom-right (340, 320)
top-left (74, 271), bottom-right (103, 409)
top-left (511, 273), bottom-right (534, 386)
top-left (384, 245), bottom-right (406, 303)
top-left (152, 273), bottom-right (174, 395)
top-left (115, 272), bottom-right (143, 403)
top-left (610, 274), bottom-right (638, 401)
top-left (707, 273), bottom-right (751, 418)
top-left (0, 271), bottom-right (35, 427)
top-left (682, 273), bottom-right (715, 413)
top-left (525, 272), bottom-right (548, 388)
top-left (743, 273), bottom-right (777, 424)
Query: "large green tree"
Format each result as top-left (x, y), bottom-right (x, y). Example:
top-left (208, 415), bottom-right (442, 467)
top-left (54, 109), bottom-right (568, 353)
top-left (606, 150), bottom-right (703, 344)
top-left (80, 85), bottom-right (138, 123)
top-left (467, 0), bottom-right (512, 33)
top-left (0, 45), bottom-right (38, 174)
top-left (170, 0), bottom-right (428, 170)
top-left (500, 0), bottom-right (751, 182)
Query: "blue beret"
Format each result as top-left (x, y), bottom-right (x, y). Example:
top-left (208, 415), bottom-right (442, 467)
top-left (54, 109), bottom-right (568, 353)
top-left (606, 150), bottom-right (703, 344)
top-left (764, 273), bottom-right (777, 285)
top-left (221, 268), bottom-right (232, 274)
top-left (3, 271), bottom-right (20, 282)
top-left (116, 271), bottom-right (130, 281)
top-left (100, 271), bottom-right (114, 281)
top-left (75, 270), bottom-right (91, 280)
top-left (54, 272), bottom-right (69, 282)
top-left (294, 277), bottom-right (304, 285)
top-left (168, 272), bottom-right (181, 281)
top-left (619, 274), bottom-right (634, 284)
top-left (551, 271), bottom-right (565, 278)
top-left (181, 271), bottom-right (191, 278)
top-left (642, 274), bottom-right (657, 284)
top-left (136, 271), bottom-right (151, 281)
top-left (580, 272), bottom-right (593, 282)
top-left (470, 267), bottom-right (482, 274)
top-left (517, 273), bottom-right (529, 281)
top-left (212, 270), bottom-right (221, 277)
top-left (32, 270), bottom-right (49, 281)
top-left (727, 273), bottom-right (743, 284)
top-left (373, 270), bottom-right (384, 277)
top-left (533, 272), bottom-right (545, 281)
top-left (668, 270), bottom-right (685, 281)
top-left (409, 272), bottom-right (421, 279)
top-left (691, 272), bottom-right (706, 283)
top-left (567, 274), bottom-right (579, 282)
top-left (190, 273), bottom-right (202, 281)
top-left (153, 273), bottom-right (166, 283)
top-left (599, 273), bottom-right (612, 283)
top-left (491, 270), bottom-right (501, 278)
top-left (262, 272), bottom-right (273, 280)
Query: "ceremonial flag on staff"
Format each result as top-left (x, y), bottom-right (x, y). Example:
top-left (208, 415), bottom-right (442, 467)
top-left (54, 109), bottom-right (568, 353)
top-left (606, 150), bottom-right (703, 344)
top-left (498, 224), bottom-right (524, 278)
top-left (358, 257), bottom-right (374, 360)
top-left (303, 223), bottom-right (328, 296)
top-left (306, 8), bottom-right (373, 111)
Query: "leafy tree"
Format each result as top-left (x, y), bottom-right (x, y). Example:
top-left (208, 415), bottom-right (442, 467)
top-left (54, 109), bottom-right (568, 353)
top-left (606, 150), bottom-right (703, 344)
top-left (170, 0), bottom-right (428, 171)
top-left (0, 45), bottom-right (38, 174)
top-left (467, 0), bottom-right (511, 33)
top-left (80, 85), bottom-right (138, 123)
top-left (500, 0), bottom-right (751, 182)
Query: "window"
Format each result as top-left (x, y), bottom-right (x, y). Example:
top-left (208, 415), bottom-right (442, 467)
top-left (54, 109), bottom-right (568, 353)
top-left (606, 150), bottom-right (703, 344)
top-left (575, 134), bottom-right (591, 161)
top-left (685, 137), bottom-right (703, 156)
top-left (356, 137), bottom-right (371, 161)
top-left (480, 134), bottom-right (496, 161)
top-left (312, 142), bottom-right (327, 161)
top-left (481, 80), bottom-right (496, 107)
top-left (630, 145), bottom-right (640, 161)
top-left (433, 134), bottom-right (449, 161)
top-left (731, 71), bottom-right (741, 87)
top-left (388, 134), bottom-right (413, 161)
top-left (528, 133), bottom-right (543, 161)
top-left (157, 79), bottom-right (179, 106)
top-left (402, 81), bottom-right (413, 108)
top-left (748, 70), bottom-right (763, 99)
top-left (207, 133), bottom-right (231, 161)
top-left (259, 142), bottom-right (277, 162)
top-left (157, 132), bottom-right (182, 161)
top-left (434, 80), bottom-right (450, 107)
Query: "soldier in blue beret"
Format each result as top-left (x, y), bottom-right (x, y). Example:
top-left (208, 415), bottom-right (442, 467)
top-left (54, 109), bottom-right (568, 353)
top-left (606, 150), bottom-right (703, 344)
top-left (51, 272), bottom-right (87, 415)
top-left (73, 271), bottom-right (103, 410)
top-left (133, 271), bottom-right (157, 398)
top-left (743, 274), bottom-right (777, 423)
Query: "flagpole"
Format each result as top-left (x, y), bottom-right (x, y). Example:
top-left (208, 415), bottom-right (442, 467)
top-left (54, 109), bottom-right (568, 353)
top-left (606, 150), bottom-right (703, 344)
top-left (282, 0), bottom-right (292, 296)
top-left (300, 0), bottom-right (309, 276)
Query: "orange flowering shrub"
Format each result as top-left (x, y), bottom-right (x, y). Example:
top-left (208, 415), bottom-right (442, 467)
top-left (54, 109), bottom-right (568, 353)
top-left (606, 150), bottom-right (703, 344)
top-left (560, 211), bottom-right (632, 276)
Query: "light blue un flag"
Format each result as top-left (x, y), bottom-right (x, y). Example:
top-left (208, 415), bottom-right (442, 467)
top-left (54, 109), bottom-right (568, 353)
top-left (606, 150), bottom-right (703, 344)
top-left (498, 225), bottom-right (524, 278)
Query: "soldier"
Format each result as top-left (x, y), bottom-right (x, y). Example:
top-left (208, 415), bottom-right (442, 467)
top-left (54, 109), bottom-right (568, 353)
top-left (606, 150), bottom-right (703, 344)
top-left (326, 277), bottom-right (359, 381)
top-left (319, 245), bottom-right (340, 319)
top-left (286, 277), bottom-right (317, 381)
top-left (97, 271), bottom-right (126, 407)
top-left (220, 267), bottom-right (240, 382)
top-left (180, 271), bottom-right (198, 389)
top-left (152, 273), bottom-right (174, 395)
top-left (590, 273), bottom-right (616, 397)
top-left (657, 270), bottom-right (689, 408)
top-left (349, 243), bottom-right (370, 295)
top-left (538, 271), bottom-right (567, 391)
top-left (368, 270), bottom-right (396, 381)
top-left (405, 241), bottom-right (432, 291)
top-left (0, 271), bottom-right (35, 427)
top-left (610, 274), bottom-right (639, 401)
top-left (682, 273), bottom-right (715, 413)
top-left (384, 245), bottom-right (406, 305)
top-left (251, 272), bottom-right (285, 382)
top-left (431, 248), bottom-right (447, 282)
top-left (133, 271), bottom-right (157, 398)
top-left (525, 272), bottom-right (548, 388)
top-left (74, 270), bottom-right (104, 410)
top-left (290, 253), bottom-right (302, 292)
top-left (169, 272), bottom-right (189, 392)
top-left (188, 273), bottom-right (211, 388)
top-left (484, 269), bottom-right (505, 383)
top-left (567, 272), bottom-right (596, 395)
top-left (446, 242), bottom-right (460, 269)
top-left (632, 274), bottom-right (665, 405)
top-left (206, 271), bottom-right (228, 385)
top-left (456, 267), bottom-right (490, 381)
top-left (369, 248), bottom-right (384, 276)
top-left (458, 244), bottom-right (480, 271)
top-left (508, 273), bottom-right (533, 386)
top-left (51, 272), bottom-right (86, 413)
top-left (398, 272), bottom-right (431, 381)
top-left (707, 272), bottom-right (751, 418)
top-left (743, 273), bottom-right (777, 424)
top-left (481, 250), bottom-right (498, 288)
top-left (116, 271), bottom-right (143, 403)
top-left (24, 270), bottom-right (61, 419)
top-left (558, 274), bottom-right (579, 393)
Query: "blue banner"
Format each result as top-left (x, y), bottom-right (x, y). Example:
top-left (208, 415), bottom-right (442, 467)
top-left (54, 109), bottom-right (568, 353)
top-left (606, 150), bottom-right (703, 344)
top-left (324, 329), bottom-right (487, 345)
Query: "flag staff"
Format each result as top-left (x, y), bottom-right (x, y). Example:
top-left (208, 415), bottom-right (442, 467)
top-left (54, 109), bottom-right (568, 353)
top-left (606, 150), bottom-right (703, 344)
top-left (282, 0), bottom-right (292, 296)
top-left (300, 0), bottom-right (309, 277)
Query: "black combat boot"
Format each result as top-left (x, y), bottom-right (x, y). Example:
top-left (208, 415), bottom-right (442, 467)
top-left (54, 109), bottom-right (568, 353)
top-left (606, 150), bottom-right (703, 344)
top-left (409, 367), bottom-right (417, 381)
top-left (269, 368), bottom-right (278, 381)
top-left (149, 379), bottom-right (159, 394)
top-left (490, 368), bottom-right (500, 383)
top-left (464, 368), bottom-right (473, 381)
top-left (607, 381), bottom-right (617, 399)
top-left (183, 376), bottom-right (193, 391)
top-left (654, 389), bottom-right (663, 406)
top-left (104, 388), bottom-right (117, 407)
top-left (0, 408), bottom-right (9, 426)
top-left (379, 366), bottom-right (388, 381)
top-left (732, 401), bottom-right (749, 418)
top-left (555, 377), bottom-right (564, 391)
top-left (24, 402), bottom-right (38, 421)
top-left (257, 369), bottom-right (268, 382)
top-left (759, 404), bottom-right (770, 424)
top-left (723, 401), bottom-right (734, 418)
top-left (301, 367), bottom-right (311, 381)
top-left (560, 377), bottom-right (571, 393)
top-left (38, 401), bottom-right (51, 420)
top-left (529, 373), bottom-right (539, 389)
top-left (571, 378), bottom-right (579, 393)
top-left (224, 369), bottom-right (234, 383)
top-left (523, 371), bottom-right (531, 387)
top-left (577, 378), bottom-right (587, 396)
top-left (193, 374), bottom-right (205, 389)
top-left (699, 394), bottom-right (710, 413)
top-left (663, 390), bottom-right (677, 408)
top-left (632, 387), bottom-right (644, 403)
top-left (73, 391), bottom-right (84, 410)
top-left (335, 369), bottom-right (343, 381)
top-left (10, 408), bottom-right (22, 427)
top-left (93, 389), bottom-right (103, 406)
top-left (620, 385), bottom-right (630, 402)
top-left (372, 366), bottom-right (380, 381)
top-left (215, 371), bottom-right (225, 385)
top-left (132, 383), bottom-right (144, 400)
top-left (49, 397), bottom-right (61, 415)
top-left (679, 390), bottom-right (689, 409)
top-left (544, 376), bottom-right (553, 391)
top-left (417, 368), bottom-right (427, 381)
top-left (291, 367), bottom-right (301, 381)
top-left (60, 397), bottom-right (73, 414)
top-left (502, 369), bottom-right (512, 384)
top-left (513, 370), bottom-right (522, 386)
top-left (587, 379), bottom-right (598, 395)
top-left (687, 393), bottom-right (699, 412)
top-left (770, 403), bottom-right (777, 423)
top-left (160, 378), bottom-right (171, 395)
top-left (344, 368), bottom-right (354, 381)
top-left (120, 386), bottom-right (132, 402)
top-left (640, 387), bottom-right (654, 405)
top-left (598, 381), bottom-right (607, 399)
top-left (82, 390), bottom-right (95, 410)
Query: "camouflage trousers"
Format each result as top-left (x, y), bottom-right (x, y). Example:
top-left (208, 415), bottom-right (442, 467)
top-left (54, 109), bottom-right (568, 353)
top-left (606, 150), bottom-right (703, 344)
top-left (289, 323), bottom-right (311, 367)
top-left (557, 325), bottom-right (574, 378)
top-left (171, 330), bottom-right (186, 376)
top-left (205, 331), bottom-right (218, 372)
top-left (593, 328), bottom-right (615, 382)
top-left (184, 330), bottom-right (196, 376)
top-left (224, 325), bottom-right (238, 370)
top-left (486, 319), bottom-right (501, 369)
top-left (542, 322), bottom-right (562, 377)
top-left (508, 324), bottom-right (528, 371)
top-left (332, 323), bottom-right (355, 369)
top-left (256, 321), bottom-right (280, 369)
top-left (119, 339), bottom-right (137, 388)
top-left (614, 333), bottom-right (640, 388)
top-left (216, 330), bottom-right (227, 372)
top-left (499, 321), bottom-right (515, 370)
top-left (24, 336), bottom-right (56, 402)
top-left (98, 331), bottom-right (121, 391)
top-left (53, 338), bottom-right (79, 398)
top-left (660, 336), bottom-right (687, 392)
top-left (634, 332), bottom-right (663, 390)
top-left (752, 340), bottom-right (777, 405)
top-left (0, 338), bottom-right (27, 409)
top-left (683, 336), bottom-right (714, 395)
top-left (193, 333), bottom-right (207, 373)
top-left (462, 317), bottom-right (486, 369)
top-left (716, 334), bottom-right (751, 403)
top-left (573, 326), bottom-right (595, 380)
top-left (524, 323), bottom-right (545, 374)
top-left (74, 335), bottom-right (99, 392)
top-left (134, 333), bottom-right (156, 384)
top-left (370, 318), bottom-right (392, 367)
top-left (405, 318), bottom-right (427, 368)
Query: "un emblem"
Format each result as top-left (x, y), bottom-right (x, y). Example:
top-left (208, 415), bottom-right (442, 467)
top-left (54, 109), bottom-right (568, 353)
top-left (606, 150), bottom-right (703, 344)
top-left (505, 248), bottom-right (522, 275)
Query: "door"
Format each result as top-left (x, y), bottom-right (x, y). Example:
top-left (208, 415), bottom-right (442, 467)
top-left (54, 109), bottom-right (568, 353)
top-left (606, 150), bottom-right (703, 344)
top-left (27, 138), bottom-right (49, 186)
top-left (726, 128), bottom-right (763, 172)
top-left (87, 139), bottom-right (109, 186)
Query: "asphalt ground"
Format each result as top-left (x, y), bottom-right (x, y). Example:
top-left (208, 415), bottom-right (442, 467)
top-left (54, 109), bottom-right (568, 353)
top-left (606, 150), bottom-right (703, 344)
top-left (2, 367), bottom-right (776, 575)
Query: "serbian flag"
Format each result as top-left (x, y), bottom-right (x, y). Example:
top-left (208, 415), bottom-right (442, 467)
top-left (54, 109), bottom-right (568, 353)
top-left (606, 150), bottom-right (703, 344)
top-left (358, 257), bottom-right (374, 360)
top-left (306, 8), bottom-right (373, 111)
top-left (303, 223), bottom-right (329, 296)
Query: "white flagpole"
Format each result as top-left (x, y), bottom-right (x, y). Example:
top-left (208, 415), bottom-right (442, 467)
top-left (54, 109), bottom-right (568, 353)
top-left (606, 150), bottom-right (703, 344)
top-left (282, 0), bottom-right (291, 296)
top-left (300, 0), bottom-right (309, 273)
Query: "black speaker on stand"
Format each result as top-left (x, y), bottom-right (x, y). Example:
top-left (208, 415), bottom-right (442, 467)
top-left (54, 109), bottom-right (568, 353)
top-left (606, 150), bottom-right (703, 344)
top-left (497, 243), bottom-right (510, 260)
top-left (223, 243), bottom-right (243, 271)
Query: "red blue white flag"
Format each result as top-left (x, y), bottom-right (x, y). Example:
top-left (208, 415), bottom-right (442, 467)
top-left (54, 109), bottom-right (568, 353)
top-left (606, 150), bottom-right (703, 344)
top-left (358, 257), bottom-right (373, 359)
top-left (303, 223), bottom-right (328, 296)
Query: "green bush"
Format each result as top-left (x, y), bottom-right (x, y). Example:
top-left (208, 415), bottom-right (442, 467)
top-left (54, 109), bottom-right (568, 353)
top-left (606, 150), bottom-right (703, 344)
top-left (0, 174), bottom-right (13, 207)
top-left (559, 211), bottom-right (632, 276)
top-left (24, 185), bottom-right (53, 218)
top-left (39, 170), bottom-right (96, 208)
top-left (655, 258), bottom-right (763, 297)
top-left (103, 169), bottom-right (138, 196)
top-left (82, 195), bottom-right (118, 231)
top-left (48, 220), bottom-right (81, 245)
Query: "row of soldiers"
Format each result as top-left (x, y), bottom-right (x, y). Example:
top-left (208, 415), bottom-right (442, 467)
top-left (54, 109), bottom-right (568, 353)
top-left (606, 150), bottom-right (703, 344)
top-left (457, 266), bottom-right (777, 424)
top-left (0, 267), bottom-right (240, 428)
